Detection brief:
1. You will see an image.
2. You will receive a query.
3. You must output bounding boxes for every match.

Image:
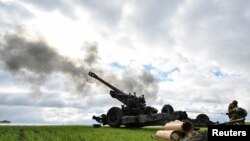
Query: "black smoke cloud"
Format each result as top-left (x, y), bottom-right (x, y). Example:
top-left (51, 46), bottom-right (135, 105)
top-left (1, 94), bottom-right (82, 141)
top-left (0, 33), bottom-right (158, 100)
top-left (0, 34), bottom-right (93, 93)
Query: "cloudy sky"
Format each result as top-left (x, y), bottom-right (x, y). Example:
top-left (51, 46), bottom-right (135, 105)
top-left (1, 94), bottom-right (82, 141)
top-left (0, 0), bottom-right (250, 125)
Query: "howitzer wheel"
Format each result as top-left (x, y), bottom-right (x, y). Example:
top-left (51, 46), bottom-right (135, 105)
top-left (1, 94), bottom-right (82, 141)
top-left (161, 104), bottom-right (174, 114)
top-left (196, 114), bottom-right (209, 123)
top-left (145, 106), bottom-right (158, 114)
top-left (107, 107), bottom-right (123, 127)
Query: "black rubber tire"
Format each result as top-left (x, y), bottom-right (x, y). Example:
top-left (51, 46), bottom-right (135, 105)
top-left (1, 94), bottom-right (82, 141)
top-left (145, 106), bottom-right (158, 114)
top-left (196, 114), bottom-right (210, 123)
top-left (106, 107), bottom-right (123, 127)
top-left (161, 104), bottom-right (174, 114)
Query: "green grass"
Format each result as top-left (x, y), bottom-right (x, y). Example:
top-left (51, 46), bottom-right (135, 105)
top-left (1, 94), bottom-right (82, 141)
top-left (2, 124), bottom-right (246, 141)
top-left (0, 125), bottom-right (163, 141)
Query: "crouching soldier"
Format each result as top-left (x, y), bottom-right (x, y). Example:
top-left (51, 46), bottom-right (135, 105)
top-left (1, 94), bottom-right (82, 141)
top-left (227, 100), bottom-right (247, 125)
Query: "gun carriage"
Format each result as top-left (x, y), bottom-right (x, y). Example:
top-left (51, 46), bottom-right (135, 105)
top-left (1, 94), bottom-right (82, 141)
top-left (89, 72), bottom-right (214, 127)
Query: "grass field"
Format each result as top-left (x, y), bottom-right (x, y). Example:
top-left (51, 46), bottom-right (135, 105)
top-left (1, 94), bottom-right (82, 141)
top-left (0, 125), bottom-right (166, 141)
top-left (1, 123), bottom-right (249, 141)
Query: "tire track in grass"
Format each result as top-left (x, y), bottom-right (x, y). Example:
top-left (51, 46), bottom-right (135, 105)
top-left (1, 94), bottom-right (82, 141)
top-left (18, 129), bottom-right (25, 141)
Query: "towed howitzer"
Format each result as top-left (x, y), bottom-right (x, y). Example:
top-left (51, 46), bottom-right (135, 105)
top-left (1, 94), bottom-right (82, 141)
top-left (89, 71), bottom-right (215, 127)
top-left (89, 72), bottom-right (160, 127)
top-left (89, 72), bottom-right (158, 116)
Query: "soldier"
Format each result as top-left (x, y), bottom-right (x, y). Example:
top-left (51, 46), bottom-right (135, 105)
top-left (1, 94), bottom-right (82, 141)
top-left (227, 100), bottom-right (238, 120)
top-left (227, 100), bottom-right (247, 125)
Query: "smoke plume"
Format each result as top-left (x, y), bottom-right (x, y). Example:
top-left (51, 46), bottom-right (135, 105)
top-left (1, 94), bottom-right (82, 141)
top-left (0, 34), bottom-right (96, 93)
top-left (119, 70), bottom-right (158, 100)
top-left (0, 33), bottom-right (158, 100)
top-left (83, 43), bottom-right (99, 66)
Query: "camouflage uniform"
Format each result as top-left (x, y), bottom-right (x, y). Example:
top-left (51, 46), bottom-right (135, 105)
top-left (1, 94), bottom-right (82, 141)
top-left (227, 101), bottom-right (247, 125)
top-left (227, 101), bottom-right (238, 121)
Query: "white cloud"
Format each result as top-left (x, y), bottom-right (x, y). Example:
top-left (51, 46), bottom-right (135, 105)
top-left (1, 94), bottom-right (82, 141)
top-left (172, 0), bottom-right (250, 72)
top-left (0, 0), bottom-right (250, 124)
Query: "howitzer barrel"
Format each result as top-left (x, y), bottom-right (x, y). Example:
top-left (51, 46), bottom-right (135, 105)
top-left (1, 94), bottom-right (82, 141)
top-left (88, 72), bottom-right (123, 93)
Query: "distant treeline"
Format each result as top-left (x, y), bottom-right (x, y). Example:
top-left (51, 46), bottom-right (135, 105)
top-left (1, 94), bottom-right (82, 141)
top-left (0, 120), bottom-right (11, 123)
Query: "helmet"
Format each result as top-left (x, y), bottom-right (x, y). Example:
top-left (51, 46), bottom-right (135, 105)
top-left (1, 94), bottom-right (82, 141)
top-left (232, 100), bottom-right (238, 105)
